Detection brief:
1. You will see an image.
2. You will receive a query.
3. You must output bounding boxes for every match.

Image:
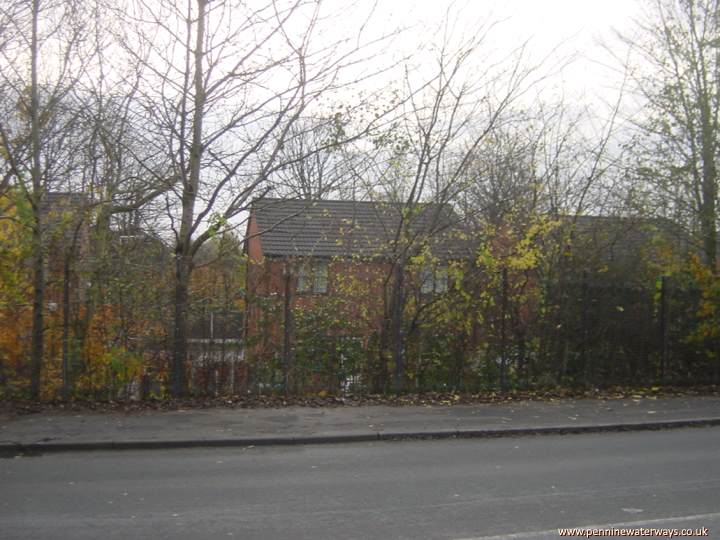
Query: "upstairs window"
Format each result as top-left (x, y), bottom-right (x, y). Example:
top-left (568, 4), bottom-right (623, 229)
top-left (420, 267), bottom-right (434, 294)
top-left (297, 260), bottom-right (328, 294)
top-left (297, 265), bottom-right (311, 293)
top-left (420, 265), bottom-right (449, 294)
top-left (313, 262), bottom-right (328, 293)
top-left (435, 266), bottom-right (448, 293)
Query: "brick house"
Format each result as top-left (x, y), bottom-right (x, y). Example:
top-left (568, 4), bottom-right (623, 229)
top-left (243, 196), bottom-right (710, 392)
top-left (242, 198), bottom-right (470, 387)
top-left (555, 215), bottom-right (693, 283)
top-left (38, 192), bottom-right (93, 311)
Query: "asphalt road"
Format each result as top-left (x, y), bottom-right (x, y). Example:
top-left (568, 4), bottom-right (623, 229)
top-left (1, 428), bottom-right (719, 540)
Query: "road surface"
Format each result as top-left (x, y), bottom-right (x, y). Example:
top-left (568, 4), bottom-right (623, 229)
top-left (1, 428), bottom-right (719, 539)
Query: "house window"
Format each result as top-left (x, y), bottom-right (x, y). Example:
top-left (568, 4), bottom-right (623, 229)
top-left (297, 265), bottom-right (311, 293)
top-left (297, 260), bottom-right (328, 294)
top-left (435, 266), bottom-right (448, 293)
top-left (420, 267), bottom-right (434, 294)
top-left (420, 265), bottom-right (449, 294)
top-left (313, 262), bottom-right (328, 293)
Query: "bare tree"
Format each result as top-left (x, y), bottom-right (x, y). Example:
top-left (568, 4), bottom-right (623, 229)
top-left (362, 11), bottom-right (544, 393)
top-left (0, 0), bottom-right (92, 398)
top-left (115, 0), bottom-right (396, 396)
top-left (61, 0), bottom-right (179, 395)
top-left (619, 0), bottom-right (720, 271)
top-left (269, 116), bottom-right (351, 200)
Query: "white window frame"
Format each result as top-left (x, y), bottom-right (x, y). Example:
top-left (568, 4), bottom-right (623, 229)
top-left (420, 266), bottom-right (434, 294)
top-left (297, 264), bottom-right (311, 293)
top-left (435, 266), bottom-right (448, 293)
top-left (420, 265), bottom-right (449, 294)
top-left (313, 261), bottom-right (328, 293)
top-left (296, 259), bottom-right (328, 294)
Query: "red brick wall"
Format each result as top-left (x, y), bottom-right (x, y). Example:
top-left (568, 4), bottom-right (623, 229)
top-left (244, 253), bottom-right (390, 359)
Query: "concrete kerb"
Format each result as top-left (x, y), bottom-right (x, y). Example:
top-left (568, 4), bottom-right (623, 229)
top-left (2, 417), bottom-right (720, 457)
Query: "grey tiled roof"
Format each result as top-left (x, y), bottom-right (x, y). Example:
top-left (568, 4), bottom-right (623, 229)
top-left (250, 198), bottom-right (470, 259)
top-left (39, 192), bottom-right (89, 236)
top-left (567, 215), bottom-right (690, 258)
top-left (556, 215), bottom-right (693, 281)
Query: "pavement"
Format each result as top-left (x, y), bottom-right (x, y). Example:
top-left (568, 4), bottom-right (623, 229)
top-left (1, 395), bottom-right (720, 454)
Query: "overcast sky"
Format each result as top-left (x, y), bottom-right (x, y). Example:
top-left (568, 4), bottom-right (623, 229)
top-left (360, 0), bottom-right (643, 106)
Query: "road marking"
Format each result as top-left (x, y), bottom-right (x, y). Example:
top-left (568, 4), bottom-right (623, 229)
top-left (454, 512), bottom-right (720, 540)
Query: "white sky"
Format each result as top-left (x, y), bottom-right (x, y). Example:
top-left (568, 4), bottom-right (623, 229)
top-left (358, 0), bottom-right (643, 105)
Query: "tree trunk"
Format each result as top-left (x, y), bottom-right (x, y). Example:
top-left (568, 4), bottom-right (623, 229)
top-left (452, 331), bottom-right (466, 392)
top-left (29, 0), bottom-right (44, 400)
top-left (61, 220), bottom-right (83, 398)
top-left (169, 0), bottom-right (207, 397)
top-left (76, 208), bottom-right (111, 370)
top-left (29, 220), bottom-right (44, 399)
top-left (61, 253), bottom-right (71, 398)
top-left (171, 254), bottom-right (192, 396)
top-left (391, 262), bottom-right (406, 394)
top-left (282, 264), bottom-right (294, 396)
top-left (376, 318), bottom-right (389, 394)
top-left (698, 71), bottom-right (718, 272)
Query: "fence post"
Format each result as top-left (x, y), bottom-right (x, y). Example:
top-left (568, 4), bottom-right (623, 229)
top-left (283, 263), bottom-right (294, 397)
top-left (500, 267), bottom-right (509, 393)
top-left (659, 275), bottom-right (669, 384)
top-left (580, 270), bottom-right (589, 384)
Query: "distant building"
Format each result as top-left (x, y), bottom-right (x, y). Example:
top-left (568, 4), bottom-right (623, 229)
top-left (40, 192), bottom-right (93, 307)
top-left (243, 198), bottom-right (469, 365)
top-left (554, 215), bottom-right (693, 285)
